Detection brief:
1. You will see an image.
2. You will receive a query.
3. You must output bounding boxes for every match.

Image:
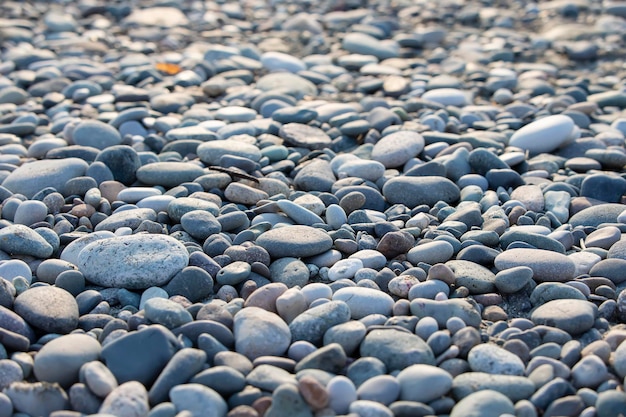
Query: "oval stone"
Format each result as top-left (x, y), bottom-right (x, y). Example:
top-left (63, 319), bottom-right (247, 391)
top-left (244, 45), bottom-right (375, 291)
top-left (332, 287), bottom-right (394, 319)
top-left (530, 299), bottom-right (597, 335)
top-left (34, 334), bottom-right (101, 387)
top-left (509, 115), bottom-right (575, 154)
top-left (77, 234), bottom-right (189, 289)
top-left (256, 225), bottom-right (333, 259)
top-left (383, 176), bottom-right (460, 208)
top-left (371, 131), bottom-right (425, 168)
top-left (14, 286), bottom-right (79, 334)
top-left (2, 158), bottom-right (88, 198)
top-left (494, 248), bottom-right (576, 282)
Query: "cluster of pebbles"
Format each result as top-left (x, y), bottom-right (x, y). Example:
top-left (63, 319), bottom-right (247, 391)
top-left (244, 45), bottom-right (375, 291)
top-left (0, 0), bottom-right (626, 416)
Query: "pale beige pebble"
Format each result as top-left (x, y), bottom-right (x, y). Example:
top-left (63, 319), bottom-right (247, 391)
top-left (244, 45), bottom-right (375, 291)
top-left (99, 180), bottom-right (126, 203)
top-left (510, 185), bottom-right (544, 212)
top-left (568, 251), bottom-right (602, 276)
top-left (256, 178), bottom-right (290, 198)
top-left (224, 183), bottom-right (269, 205)
top-left (567, 101), bottom-right (599, 115)
top-left (276, 287), bottom-right (308, 324)
top-left (292, 194), bottom-right (325, 216)
top-left (298, 375), bottom-right (329, 410)
top-left (70, 204), bottom-right (96, 218)
top-left (581, 340), bottom-right (611, 363)
top-left (244, 282), bottom-right (289, 313)
top-left (99, 381), bottom-right (149, 417)
top-left (427, 263), bottom-right (456, 285)
top-left (605, 329), bottom-right (626, 350)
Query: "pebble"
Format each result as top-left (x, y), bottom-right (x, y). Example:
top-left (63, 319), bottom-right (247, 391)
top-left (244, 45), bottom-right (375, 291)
top-left (327, 375), bottom-right (357, 415)
top-left (144, 297), bottom-right (193, 329)
top-left (396, 364), bottom-right (453, 403)
top-left (451, 372), bottom-right (536, 402)
top-left (370, 131), bottom-right (425, 168)
top-left (4, 381), bottom-right (69, 417)
top-left (355, 374), bottom-right (399, 405)
top-left (360, 328), bottom-right (435, 371)
top-left (0, 224), bottom-right (54, 258)
top-left (81, 360), bottom-right (118, 398)
top-left (332, 287), bottom-right (394, 319)
top-left (234, 307), bottom-right (291, 360)
top-left (494, 248), bottom-right (576, 282)
top-left (289, 300), bottom-right (351, 345)
top-left (33, 333), bottom-right (101, 388)
top-left (406, 240), bottom-right (455, 265)
top-left (256, 226), bottom-right (333, 259)
top-left (531, 299), bottom-right (597, 335)
top-left (266, 383), bottom-right (312, 417)
top-left (14, 286), bottom-right (79, 334)
top-left (328, 258), bottom-right (363, 281)
top-left (422, 88), bottom-right (471, 107)
top-left (2, 158), bottom-right (88, 198)
top-left (449, 389), bottom-right (515, 417)
top-left (72, 120), bottom-right (122, 150)
top-left (77, 234), bottom-right (189, 289)
top-left (99, 380), bottom-right (150, 417)
top-left (509, 115), bottom-right (576, 155)
top-left (100, 325), bottom-right (179, 386)
top-left (467, 344), bottom-right (525, 376)
top-left (383, 176), bottom-right (460, 208)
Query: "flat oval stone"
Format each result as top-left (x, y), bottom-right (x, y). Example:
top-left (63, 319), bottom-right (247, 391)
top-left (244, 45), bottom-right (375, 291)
top-left (3, 381), bottom-right (70, 417)
top-left (197, 140), bottom-right (262, 166)
top-left (72, 120), bottom-right (122, 150)
top-left (256, 225), bottom-right (333, 259)
top-left (494, 248), bottom-right (576, 282)
top-left (569, 203), bottom-right (626, 227)
top-left (14, 286), bottom-right (79, 334)
top-left (59, 231), bottom-right (116, 265)
top-left (99, 380), bottom-right (149, 417)
top-left (136, 162), bottom-right (205, 188)
top-left (0, 224), bottom-right (54, 258)
top-left (234, 307), bottom-right (291, 360)
top-left (256, 72), bottom-right (318, 98)
top-left (410, 298), bottom-right (481, 328)
top-left (332, 287), bottom-right (394, 319)
top-left (360, 328), bottom-right (435, 371)
top-left (396, 364), bottom-right (453, 403)
top-left (407, 240), bottom-right (455, 265)
top-left (289, 300), bottom-right (351, 345)
top-left (450, 389), bottom-right (514, 417)
top-left (93, 208), bottom-right (157, 232)
top-left (33, 334), bottom-right (101, 387)
top-left (589, 258), bottom-right (626, 285)
top-left (342, 32), bottom-right (399, 60)
top-left (509, 115), bottom-right (575, 154)
top-left (383, 176), bottom-right (460, 208)
top-left (371, 131), bottom-right (425, 168)
top-left (144, 298), bottom-right (193, 329)
top-left (452, 372), bottom-right (536, 402)
top-left (77, 234), bottom-right (189, 289)
top-left (531, 299), bottom-right (597, 335)
top-left (2, 158), bottom-right (88, 198)
top-left (468, 344), bottom-right (525, 376)
top-left (422, 88), bottom-right (470, 107)
top-left (261, 51), bottom-right (306, 73)
top-left (446, 260), bottom-right (496, 295)
top-left (279, 123), bottom-right (332, 150)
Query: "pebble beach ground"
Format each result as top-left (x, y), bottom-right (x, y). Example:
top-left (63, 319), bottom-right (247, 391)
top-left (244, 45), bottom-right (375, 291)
top-left (0, 0), bottom-right (626, 416)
